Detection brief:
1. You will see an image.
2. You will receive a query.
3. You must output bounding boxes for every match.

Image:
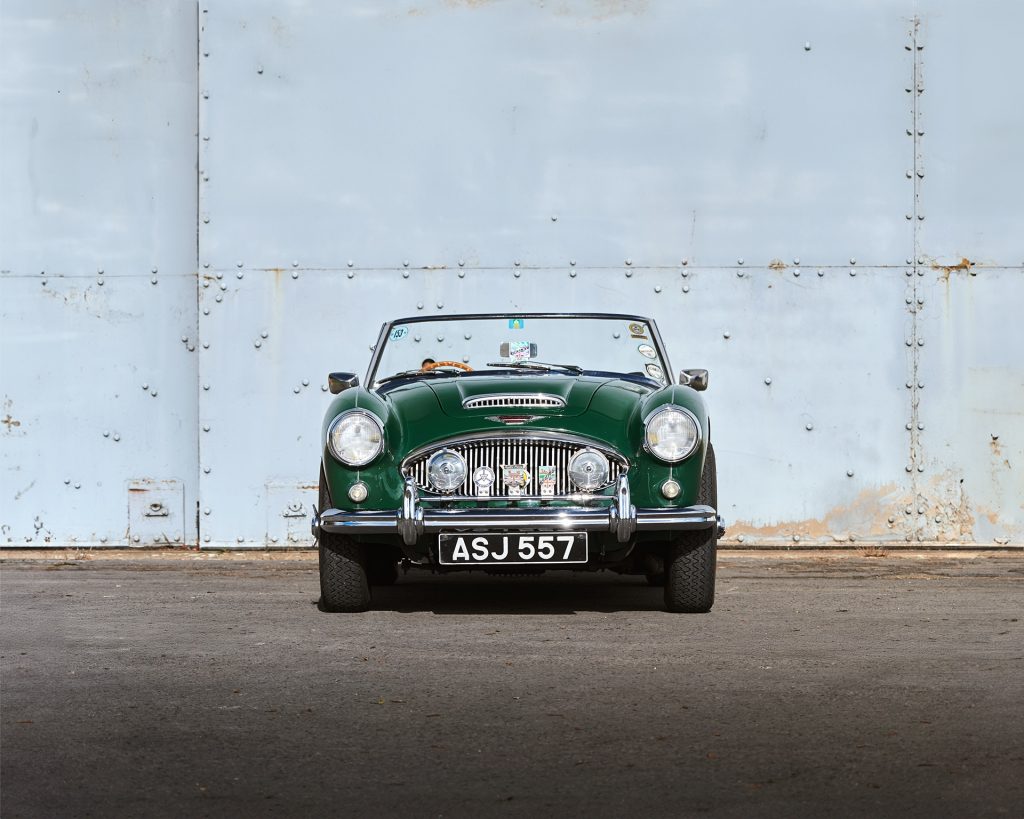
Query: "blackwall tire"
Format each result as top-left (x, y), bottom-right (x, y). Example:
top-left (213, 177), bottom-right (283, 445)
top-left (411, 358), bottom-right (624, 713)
top-left (319, 534), bottom-right (371, 612)
top-left (664, 443), bottom-right (717, 613)
top-left (318, 462), bottom-right (371, 612)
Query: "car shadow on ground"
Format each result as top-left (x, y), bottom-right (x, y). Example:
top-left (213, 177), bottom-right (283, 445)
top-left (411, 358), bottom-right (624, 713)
top-left (323, 573), bottom-right (675, 615)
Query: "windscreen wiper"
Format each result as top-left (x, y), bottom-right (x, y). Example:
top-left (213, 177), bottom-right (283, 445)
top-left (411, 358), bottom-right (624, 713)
top-left (376, 369), bottom-right (464, 385)
top-left (484, 361), bottom-right (584, 375)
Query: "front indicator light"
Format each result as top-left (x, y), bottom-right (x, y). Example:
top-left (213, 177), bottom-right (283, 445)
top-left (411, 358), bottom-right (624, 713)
top-left (348, 482), bottom-right (369, 503)
top-left (661, 479), bottom-right (681, 499)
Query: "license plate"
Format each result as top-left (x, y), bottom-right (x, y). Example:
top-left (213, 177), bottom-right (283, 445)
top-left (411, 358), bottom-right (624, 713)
top-left (438, 532), bottom-right (588, 566)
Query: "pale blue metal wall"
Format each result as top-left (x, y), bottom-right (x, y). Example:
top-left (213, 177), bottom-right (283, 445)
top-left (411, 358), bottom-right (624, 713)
top-left (2, 0), bottom-right (1021, 547)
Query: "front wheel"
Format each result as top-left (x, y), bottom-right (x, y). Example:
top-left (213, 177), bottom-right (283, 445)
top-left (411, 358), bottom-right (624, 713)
top-left (664, 444), bottom-right (717, 613)
top-left (318, 462), bottom-right (371, 612)
top-left (319, 533), bottom-right (371, 612)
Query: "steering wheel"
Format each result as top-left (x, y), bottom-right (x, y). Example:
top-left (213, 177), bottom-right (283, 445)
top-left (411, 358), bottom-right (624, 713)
top-left (422, 360), bottom-right (474, 372)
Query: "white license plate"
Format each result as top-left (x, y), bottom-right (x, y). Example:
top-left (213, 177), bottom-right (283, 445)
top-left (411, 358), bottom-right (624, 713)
top-left (437, 532), bottom-right (588, 565)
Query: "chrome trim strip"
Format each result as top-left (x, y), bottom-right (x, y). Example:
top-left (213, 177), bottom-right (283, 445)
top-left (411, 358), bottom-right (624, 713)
top-left (462, 393), bottom-right (567, 410)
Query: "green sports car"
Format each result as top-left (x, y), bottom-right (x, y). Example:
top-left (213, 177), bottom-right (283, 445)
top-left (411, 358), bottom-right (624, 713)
top-left (312, 313), bottom-right (723, 613)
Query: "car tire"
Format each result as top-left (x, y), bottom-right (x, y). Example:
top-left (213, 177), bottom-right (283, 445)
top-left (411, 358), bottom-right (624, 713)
top-left (318, 463), bottom-right (371, 612)
top-left (664, 443), bottom-right (717, 613)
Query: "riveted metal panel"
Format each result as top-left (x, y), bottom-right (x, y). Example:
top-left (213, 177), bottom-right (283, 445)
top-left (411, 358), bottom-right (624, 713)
top-left (915, 0), bottom-right (1024, 267)
top-left (0, 0), bottom-right (199, 548)
top-left (914, 269), bottom-right (1024, 545)
top-left (0, 0), bottom-right (199, 277)
top-left (0, 275), bottom-right (199, 546)
top-left (198, 0), bottom-right (914, 270)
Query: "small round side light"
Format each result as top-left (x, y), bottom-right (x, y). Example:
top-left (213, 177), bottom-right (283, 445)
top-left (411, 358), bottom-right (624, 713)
top-left (661, 479), bottom-right (681, 500)
top-left (348, 482), bottom-right (369, 503)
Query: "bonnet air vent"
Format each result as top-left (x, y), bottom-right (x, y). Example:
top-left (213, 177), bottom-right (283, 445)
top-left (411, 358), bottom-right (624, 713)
top-left (462, 394), bottom-right (566, 410)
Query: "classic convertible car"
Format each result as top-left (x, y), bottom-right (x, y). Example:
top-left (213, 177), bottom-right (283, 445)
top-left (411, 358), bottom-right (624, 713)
top-left (312, 313), bottom-right (723, 613)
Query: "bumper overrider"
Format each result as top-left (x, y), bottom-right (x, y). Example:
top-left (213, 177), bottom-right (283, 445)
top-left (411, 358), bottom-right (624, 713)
top-left (313, 475), bottom-right (725, 547)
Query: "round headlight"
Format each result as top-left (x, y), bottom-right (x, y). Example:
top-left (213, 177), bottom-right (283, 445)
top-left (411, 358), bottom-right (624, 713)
top-left (427, 449), bottom-right (467, 492)
top-left (328, 411), bottom-right (384, 467)
top-left (568, 449), bottom-right (610, 491)
top-left (645, 406), bottom-right (700, 462)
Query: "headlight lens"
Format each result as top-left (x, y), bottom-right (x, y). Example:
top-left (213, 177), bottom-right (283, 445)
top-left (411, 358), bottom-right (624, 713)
top-left (645, 406), bottom-right (700, 462)
top-left (427, 449), bottom-right (467, 492)
top-left (328, 411), bottom-right (384, 466)
top-left (568, 449), bottom-right (609, 491)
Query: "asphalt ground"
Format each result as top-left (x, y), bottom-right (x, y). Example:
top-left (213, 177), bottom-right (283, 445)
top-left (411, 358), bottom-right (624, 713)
top-left (1, 550), bottom-right (1022, 818)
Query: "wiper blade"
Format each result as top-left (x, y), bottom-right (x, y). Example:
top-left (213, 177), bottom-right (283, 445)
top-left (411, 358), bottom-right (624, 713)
top-left (485, 361), bottom-right (583, 375)
top-left (376, 369), bottom-right (461, 385)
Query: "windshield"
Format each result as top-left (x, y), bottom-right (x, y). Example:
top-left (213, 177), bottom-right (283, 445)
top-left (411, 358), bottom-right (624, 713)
top-left (369, 315), bottom-right (670, 385)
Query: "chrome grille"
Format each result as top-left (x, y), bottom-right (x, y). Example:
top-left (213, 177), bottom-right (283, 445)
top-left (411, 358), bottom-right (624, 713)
top-left (462, 394), bottom-right (566, 410)
top-left (404, 437), bottom-right (625, 498)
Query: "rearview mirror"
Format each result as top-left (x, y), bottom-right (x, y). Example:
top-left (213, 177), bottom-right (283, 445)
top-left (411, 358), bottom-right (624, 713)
top-left (679, 369), bottom-right (709, 391)
top-left (328, 372), bottom-right (360, 394)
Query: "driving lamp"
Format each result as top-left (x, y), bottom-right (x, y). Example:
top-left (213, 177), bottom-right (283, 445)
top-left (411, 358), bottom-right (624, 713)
top-left (568, 449), bottom-right (609, 491)
top-left (427, 449), bottom-right (467, 492)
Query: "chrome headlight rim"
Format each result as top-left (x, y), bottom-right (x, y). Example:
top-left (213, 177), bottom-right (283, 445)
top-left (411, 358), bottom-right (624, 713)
top-left (426, 448), bottom-right (468, 493)
top-left (643, 405), bottom-right (701, 463)
top-left (567, 447), bottom-right (611, 492)
top-left (327, 409), bottom-right (385, 467)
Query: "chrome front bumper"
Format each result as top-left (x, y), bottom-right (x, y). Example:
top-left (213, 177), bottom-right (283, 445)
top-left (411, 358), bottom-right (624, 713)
top-left (313, 476), bottom-right (725, 547)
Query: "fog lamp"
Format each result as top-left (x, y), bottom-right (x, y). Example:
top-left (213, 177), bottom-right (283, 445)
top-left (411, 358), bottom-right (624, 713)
top-left (427, 449), bottom-right (467, 492)
top-left (568, 449), bottom-right (609, 491)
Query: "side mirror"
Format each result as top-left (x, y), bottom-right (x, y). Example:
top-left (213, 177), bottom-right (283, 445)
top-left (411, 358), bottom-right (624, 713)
top-left (328, 372), bottom-right (360, 394)
top-left (679, 369), bottom-right (709, 391)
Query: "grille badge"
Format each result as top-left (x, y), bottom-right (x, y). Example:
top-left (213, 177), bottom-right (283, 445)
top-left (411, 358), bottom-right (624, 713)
top-left (486, 415), bottom-right (543, 425)
top-left (473, 466), bottom-right (495, 497)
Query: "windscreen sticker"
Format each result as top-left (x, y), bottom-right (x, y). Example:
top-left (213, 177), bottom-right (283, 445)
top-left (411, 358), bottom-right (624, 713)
top-left (628, 322), bottom-right (648, 339)
top-left (637, 343), bottom-right (657, 359)
top-left (507, 340), bottom-right (532, 361)
top-left (390, 327), bottom-right (409, 341)
top-left (645, 363), bottom-right (665, 382)
top-left (508, 318), bottom-right (526, 330)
